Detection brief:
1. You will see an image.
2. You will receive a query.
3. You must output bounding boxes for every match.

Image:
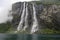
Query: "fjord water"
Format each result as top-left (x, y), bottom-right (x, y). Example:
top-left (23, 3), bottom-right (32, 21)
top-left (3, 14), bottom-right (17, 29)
top-left (0, 34), bottom-right (60, 40)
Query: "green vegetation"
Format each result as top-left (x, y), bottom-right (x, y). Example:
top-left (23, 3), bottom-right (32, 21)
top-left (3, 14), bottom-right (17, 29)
top-left (16, 30), bottom-right (29, 34)
top-left (8, 28), bottom-right (60, 34)
top-left (0, 22), bottom-right (12, 33)
top-left (0, 18), bottom-right (60, 33)
top-left (36, 28), bottom-right (60, 34)
top-left (42, 2), bottom-right (60, 5)
top-left (35, 0), bottom-right (60, 5)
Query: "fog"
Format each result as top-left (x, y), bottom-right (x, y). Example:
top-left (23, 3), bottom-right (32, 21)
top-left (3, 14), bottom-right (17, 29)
top-left (0, 0), bottom-right (12, 23)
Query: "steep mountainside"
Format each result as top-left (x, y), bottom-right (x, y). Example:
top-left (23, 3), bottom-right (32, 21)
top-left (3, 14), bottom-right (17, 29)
top-left (11, 2), bottom-right (60, 34)
top-left (0, 1), bottom-right (60, 34)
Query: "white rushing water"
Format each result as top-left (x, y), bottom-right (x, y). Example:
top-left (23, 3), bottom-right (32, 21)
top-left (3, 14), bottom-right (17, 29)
top-left (17, 2), bottom-right (26, 31)
top-left (17, 2), bottom-right (39, 33)
top-left (31, 3), bottom-right (38, 34)
top-left (23, 3), bottom-right (29, 31)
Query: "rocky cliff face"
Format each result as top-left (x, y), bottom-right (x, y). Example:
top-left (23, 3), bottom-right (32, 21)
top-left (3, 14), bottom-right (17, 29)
top-left (12, 2), bottom-right (60, 33)
top-left (40, 4), bottom-right (60, 30)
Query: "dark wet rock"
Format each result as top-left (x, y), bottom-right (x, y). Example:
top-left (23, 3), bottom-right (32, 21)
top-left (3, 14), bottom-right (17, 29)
top-left (12, 2), bottom-right (60, 31)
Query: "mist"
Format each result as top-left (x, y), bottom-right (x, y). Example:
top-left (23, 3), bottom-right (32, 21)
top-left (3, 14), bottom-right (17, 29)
top-left (0, 0), bottom-right (12, 23)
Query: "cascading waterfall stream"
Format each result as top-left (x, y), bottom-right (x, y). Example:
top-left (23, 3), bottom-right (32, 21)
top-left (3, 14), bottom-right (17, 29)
top-left (23, 3), bottom-right (29, 31)
top-left (16, 2), bottom-right (39, 33)
top-left (31, 3), bottom-right (38, 33)
top-left (17, 2), bottom-right (26, 31)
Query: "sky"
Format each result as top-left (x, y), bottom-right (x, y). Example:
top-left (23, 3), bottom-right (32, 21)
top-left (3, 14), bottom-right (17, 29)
top-left (0, 0), bottom-right (12, 23)
top-left (0, 0), bottom-right (39, 23)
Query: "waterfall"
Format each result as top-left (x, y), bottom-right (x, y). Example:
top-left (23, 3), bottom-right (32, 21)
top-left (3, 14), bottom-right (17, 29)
top-left (23, 3), bottom-right (29, 31)
top-left (31, 3), bottom-right (38, 33)
top-left (16, 2), bottom-right (39, 33)
top-left (17, 2), bottom-right (26, 31)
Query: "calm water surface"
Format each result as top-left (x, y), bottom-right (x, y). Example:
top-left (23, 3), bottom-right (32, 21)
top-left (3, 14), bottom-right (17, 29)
top-left (0, 34), bottom-right (60, 40)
